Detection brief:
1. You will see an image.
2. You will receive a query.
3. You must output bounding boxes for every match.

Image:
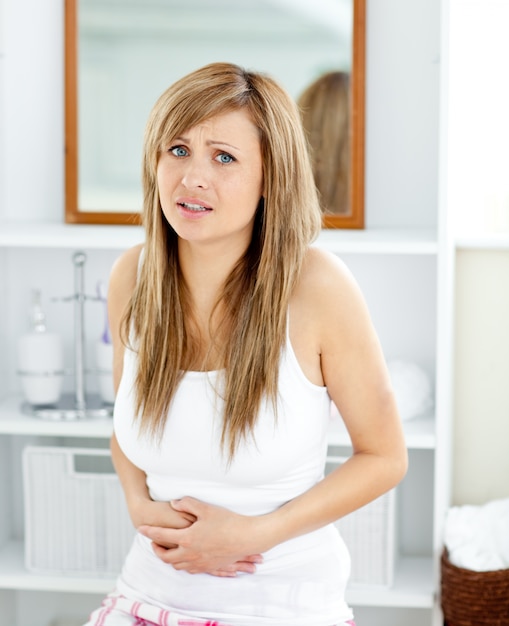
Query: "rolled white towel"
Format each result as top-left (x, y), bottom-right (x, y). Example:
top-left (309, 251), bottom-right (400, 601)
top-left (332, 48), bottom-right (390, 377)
top-left (386, 359), bottom-right (433, 421)
top-left (444, 497), bottom-right (509, 571)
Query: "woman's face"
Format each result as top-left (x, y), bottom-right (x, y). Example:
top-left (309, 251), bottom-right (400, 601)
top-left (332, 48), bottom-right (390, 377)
top-left (157, 109), bottom-right (263, 252)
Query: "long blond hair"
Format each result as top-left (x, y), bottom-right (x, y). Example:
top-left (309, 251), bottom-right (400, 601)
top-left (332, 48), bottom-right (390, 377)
top-left (298, 71), bottom-right (350, 216)
top-left (123, 62), bottom-right (321, 460)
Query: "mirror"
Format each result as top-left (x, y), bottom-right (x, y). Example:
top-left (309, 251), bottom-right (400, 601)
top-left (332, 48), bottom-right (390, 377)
top-left (65, 0), bottom-right (365, 228)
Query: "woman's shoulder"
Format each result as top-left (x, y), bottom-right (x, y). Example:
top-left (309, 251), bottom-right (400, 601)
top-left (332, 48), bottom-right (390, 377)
top-left (297, 246), bottom-right (360, 300)
top-left (109, 244), bottom-right (144, 290)
top-left (288, 247), bottom-right (369, 384)
top-left (294, 246), bottom-right (370, 333)
top-left (108, 244), bottom-right (144, 310)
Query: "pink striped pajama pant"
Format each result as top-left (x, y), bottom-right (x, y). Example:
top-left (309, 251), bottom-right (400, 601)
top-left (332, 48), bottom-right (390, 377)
top-left (83, 591), bottom-right (356, 626)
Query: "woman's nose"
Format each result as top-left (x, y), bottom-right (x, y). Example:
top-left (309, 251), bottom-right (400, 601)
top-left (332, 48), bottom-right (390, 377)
top-left (181, 158), bottom-right (209, 189)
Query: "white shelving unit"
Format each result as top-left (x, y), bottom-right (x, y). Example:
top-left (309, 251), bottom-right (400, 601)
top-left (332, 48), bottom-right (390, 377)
top-left (0, 220), bottom-right (453, 626)
top-left (0, 0), bottom-right (454, 620)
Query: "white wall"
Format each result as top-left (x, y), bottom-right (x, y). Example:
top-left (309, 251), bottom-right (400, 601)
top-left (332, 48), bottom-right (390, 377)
top-left (0, 0), bottom-right (6, 219)
top-left (448, 1), bottom-right (509, 237)
top-left (366, 0), bottom-right (440, 229)
top-left (0, 0), bottom-right (7, 399)
top-left (454, 250), bottom-right (509, 504)
top-left (447, 0), bottom-right (509, 506)
top-left (2, 0), bottom-right (63, 222)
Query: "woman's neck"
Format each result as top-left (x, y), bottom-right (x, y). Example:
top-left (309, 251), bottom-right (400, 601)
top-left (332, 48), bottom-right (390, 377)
top-left (177, 238), bottom-right (247, 309)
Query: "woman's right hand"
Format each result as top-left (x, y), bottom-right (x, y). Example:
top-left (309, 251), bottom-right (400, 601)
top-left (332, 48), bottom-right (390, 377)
top-left (127, 496), bottom-right (195, 549)
top-left (111, 432), bottom-right (195, 550)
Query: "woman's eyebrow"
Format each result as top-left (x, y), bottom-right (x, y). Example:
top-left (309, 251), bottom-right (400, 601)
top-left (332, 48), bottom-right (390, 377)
top-left (207, 140), bottom-right (241, 151)
top-left (171, 136), bottom-right (241, 151)
top-left (170, 135), bottom-right (242, 152)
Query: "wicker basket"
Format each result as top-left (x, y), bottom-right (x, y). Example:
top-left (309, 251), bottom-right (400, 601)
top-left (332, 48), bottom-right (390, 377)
top-left (23, 445), bottom-right (135, 576)
top-left (441, 548), bottom-right (509, 625)
top-left (326, 454), bottom-right (396, 587)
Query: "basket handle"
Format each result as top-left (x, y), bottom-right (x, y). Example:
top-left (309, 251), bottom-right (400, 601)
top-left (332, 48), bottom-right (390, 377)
top-left (68, 449), bottom-right (117, 479)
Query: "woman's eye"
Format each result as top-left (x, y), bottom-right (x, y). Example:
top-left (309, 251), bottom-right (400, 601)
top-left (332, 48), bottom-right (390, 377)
top-left (170, 146), bottom-right (188, 157)
top-left (216, 152), bottom-right (235, 164)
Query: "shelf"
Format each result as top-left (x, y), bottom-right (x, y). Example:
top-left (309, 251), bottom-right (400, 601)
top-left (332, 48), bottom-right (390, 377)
top-left (0, 396), bottom-right (113, 438)
top-left (0, 541), bottom-right (115, 593)
top-left (0, 396), bottom-right (435, 448)
top-left (328, 410), bottom-right (436, 450)
top-left (0, 221), bottom-right (144, 250)
top-left (0, 540), bottom-right (433, 608)
top-left (0, 221), bottom-right (438, 254)
top-left (346, 557), bottom-right (435, 608)
top-left (316, 228), bottom-right (438, 255)
top-left (455, 233), bottom-right (509, 250)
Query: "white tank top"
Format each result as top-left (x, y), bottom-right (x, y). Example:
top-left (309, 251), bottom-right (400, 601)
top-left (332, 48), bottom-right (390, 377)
top-left (114, 324), bottom-right (353, 625)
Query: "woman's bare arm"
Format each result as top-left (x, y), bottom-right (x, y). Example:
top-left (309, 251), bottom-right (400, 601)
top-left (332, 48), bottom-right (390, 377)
top-left (108, 246), bottom-right (261, 575)
top-left (108, 246), bottom-right (194, 532)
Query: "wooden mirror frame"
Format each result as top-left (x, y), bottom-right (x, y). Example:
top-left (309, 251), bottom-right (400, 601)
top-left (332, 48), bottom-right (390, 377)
top-left (64, 0), bottom-right (365, 228)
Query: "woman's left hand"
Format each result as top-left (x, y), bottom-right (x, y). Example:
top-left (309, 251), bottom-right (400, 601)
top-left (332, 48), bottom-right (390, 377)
top-left (138, 496), bottom-right (265, 577)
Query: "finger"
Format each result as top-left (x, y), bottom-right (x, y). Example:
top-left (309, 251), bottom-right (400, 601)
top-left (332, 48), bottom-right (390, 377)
top-left (208, 561), bottom-right (258, 576)
top-left (231, 561), bottom-right (257, 574)
top-left (152, 541), bottom-right (178, 551)
top-left (171, 496), bottom-right (204, 517)
top-left (241, 554), bottom-right (264, 564)
top-left (151, 542), bottom-right (179, 562)
top-left (208, 570), bottom-right (238, 578)
top-left (138, 525), bottom-right (183, 547)
top-left (180, 511), bottom-right (197, 524)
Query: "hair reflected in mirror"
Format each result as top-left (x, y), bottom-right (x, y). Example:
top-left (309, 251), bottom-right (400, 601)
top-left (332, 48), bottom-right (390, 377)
top-left (298, 71), bottom-right (350, 218)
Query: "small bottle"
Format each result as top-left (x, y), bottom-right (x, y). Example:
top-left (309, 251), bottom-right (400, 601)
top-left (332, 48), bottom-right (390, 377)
top-left (17, 290), bottom-right (64, 406)
top-left (96, 339), bottom-right (114, 404)
top-left (95, 281), bottom-right (114, 404)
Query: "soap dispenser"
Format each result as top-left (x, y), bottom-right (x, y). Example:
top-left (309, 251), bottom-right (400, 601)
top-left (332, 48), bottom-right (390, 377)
top-left (17, 289), bottom-right (64, 405)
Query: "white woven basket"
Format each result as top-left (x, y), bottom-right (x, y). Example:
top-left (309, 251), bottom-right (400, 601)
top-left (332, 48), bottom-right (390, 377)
top-left (23, 445), bottom-right (135, 576)
top-left (326, 455), bottom-right (397, 587)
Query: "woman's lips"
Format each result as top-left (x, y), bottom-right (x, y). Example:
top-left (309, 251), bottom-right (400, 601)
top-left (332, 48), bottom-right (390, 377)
top-left (177, 197), bottom-right (213, 210)
top-left (176, 198), bottom-right (213, 219)
top-left (178, 201), bottom-right (211, 212)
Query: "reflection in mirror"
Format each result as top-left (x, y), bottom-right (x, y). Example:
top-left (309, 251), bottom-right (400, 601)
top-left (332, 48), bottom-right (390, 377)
top-left (298, 71), bottom-right (350, 218)
top-left (65, 0), bottom-right (364, 227)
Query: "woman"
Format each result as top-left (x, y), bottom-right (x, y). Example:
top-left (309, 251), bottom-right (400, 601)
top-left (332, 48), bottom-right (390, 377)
top-left (85, 62), bottom-right (407, 626)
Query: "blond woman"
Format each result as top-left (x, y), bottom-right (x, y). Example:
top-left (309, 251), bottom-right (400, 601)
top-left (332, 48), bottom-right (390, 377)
top-left (84, 62), bottom-right (407, 626)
